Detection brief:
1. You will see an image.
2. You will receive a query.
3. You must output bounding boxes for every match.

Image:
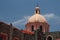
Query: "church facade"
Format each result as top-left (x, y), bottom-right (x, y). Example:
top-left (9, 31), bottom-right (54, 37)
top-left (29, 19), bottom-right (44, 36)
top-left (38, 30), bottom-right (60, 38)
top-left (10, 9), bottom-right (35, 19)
top-left (0, 6), bottom-right (60, 40)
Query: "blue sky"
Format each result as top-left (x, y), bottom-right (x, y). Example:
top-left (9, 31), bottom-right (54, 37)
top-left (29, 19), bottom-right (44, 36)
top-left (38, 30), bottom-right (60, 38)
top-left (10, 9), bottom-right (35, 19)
top-left (0, 0), bottom-right (60, 32)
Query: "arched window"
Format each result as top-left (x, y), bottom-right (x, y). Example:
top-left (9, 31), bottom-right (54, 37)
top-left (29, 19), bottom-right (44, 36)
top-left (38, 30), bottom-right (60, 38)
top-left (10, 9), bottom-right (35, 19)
top-left (31, 25), bottom-right (34, 31)
top-left (36, 10), bottom-right (38, 13)
top-left (47, 36), bottom-right (52, 40)
top-left (39, 25), bottom-right (42, 32)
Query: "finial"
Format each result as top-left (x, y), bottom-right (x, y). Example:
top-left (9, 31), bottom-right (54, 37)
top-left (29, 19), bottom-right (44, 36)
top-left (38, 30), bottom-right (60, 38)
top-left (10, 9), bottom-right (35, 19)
top-left (36, 0), bottom-right (40, 7)
top-left (34, 0), bottom-right (40, 14)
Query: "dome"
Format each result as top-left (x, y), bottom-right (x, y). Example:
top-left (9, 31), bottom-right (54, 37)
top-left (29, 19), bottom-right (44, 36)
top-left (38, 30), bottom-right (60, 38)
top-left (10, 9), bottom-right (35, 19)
top-left (28, 6), bottom-right (47, 23)
top-left (28, 13), bottom-right (47, 23)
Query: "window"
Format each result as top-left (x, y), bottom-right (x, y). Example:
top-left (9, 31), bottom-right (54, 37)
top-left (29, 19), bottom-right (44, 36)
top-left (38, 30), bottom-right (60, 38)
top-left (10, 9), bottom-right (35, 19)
top-left (36, 10), bottom-right (38, 13)
top-left (31, 25), bottom-right (34, 31)
top-left (39, 25), bottom-right (42, 32)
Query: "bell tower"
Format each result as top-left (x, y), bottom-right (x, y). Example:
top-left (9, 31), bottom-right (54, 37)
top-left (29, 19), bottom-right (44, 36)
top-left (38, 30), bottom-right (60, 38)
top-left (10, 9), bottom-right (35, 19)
top-left (25, 6), bottom-right (49, 33)
top-left (35, 6), bottom-right (40, 14)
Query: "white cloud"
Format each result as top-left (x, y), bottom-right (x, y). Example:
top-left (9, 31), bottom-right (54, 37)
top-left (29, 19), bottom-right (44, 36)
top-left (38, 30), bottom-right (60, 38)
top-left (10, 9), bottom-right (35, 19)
top-left (12, 16), bottom-right (30, 27)
top-left (43, 13), bottom-right (55, 20)
top-left (43, 13), bottom-right (60, 24)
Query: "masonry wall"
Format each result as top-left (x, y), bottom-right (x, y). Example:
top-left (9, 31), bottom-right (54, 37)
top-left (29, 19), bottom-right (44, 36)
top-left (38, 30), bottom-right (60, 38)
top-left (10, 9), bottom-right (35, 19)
top-left (0, 22), bottom-right (35, 40)
top-left (0, 22), bottom-right (12, 40)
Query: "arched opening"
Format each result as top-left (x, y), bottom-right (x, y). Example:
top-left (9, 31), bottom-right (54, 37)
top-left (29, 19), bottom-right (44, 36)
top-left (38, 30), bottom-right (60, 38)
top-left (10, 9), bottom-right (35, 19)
top-left (36, 10), bottom-right (38, 13)
top-left (39, 25), bottom-right (42, 32)
top-left (47, 36), bottom-right (52, 40)
top-left (31, 25), bottom-right (34, 31)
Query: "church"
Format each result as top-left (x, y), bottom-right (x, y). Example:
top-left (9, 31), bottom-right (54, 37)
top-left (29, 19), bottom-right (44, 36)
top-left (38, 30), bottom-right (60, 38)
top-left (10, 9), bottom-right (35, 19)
top-left (0, 6), bottom-right (60, 40)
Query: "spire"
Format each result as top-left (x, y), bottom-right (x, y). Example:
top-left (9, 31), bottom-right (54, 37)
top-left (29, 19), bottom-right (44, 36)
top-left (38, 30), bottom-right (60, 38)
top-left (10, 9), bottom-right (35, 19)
top-left (35, 2), bottom-right (40, 14)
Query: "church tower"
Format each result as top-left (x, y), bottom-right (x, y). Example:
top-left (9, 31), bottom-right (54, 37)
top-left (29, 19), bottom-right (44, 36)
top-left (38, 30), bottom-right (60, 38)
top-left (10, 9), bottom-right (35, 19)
top-left (26, 6), bottom-right (49, 33)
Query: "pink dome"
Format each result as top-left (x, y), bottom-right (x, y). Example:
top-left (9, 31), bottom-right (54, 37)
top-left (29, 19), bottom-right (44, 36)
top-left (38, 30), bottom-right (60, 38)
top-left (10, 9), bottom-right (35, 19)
top-left (28, 13), bottom-right (47, 23)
